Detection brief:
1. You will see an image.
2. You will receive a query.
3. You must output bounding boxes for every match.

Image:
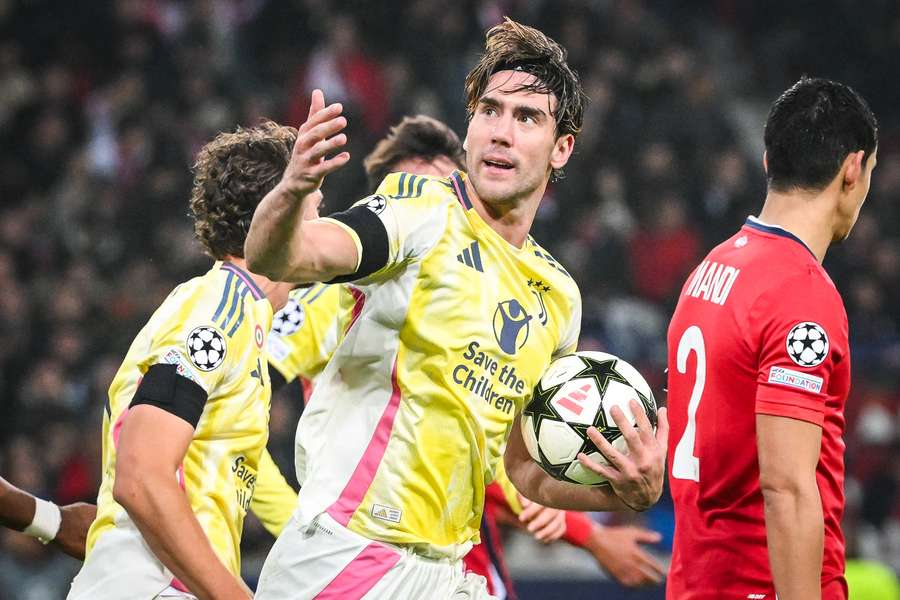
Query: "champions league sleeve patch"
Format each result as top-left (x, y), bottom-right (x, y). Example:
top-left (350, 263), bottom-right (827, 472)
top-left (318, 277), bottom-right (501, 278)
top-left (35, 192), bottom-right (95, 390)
top-left (186, 326), bottom-right (227, 371)
top-left (271, 297), bottom-right (305, 336)
top-left (363, 194), bottom-right (387, 214)
top-left (785, 321), bottom-right (829, 367)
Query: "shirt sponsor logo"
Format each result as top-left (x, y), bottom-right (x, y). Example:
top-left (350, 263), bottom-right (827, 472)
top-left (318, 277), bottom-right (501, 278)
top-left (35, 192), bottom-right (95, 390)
top-left (371, 503), bottom-right (402, 523)
top-left (493, 298), bottom-right (532, 355)
top-left (767, 366), bottom-right (823, 394)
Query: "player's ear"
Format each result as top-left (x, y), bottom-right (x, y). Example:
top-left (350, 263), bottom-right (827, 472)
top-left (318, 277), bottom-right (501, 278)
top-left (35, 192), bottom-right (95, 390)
top-left (549, 133), bottom-right (575, 171)
top-left (762, 151), bottom-right (769, 175)
top-left (841, 150), bottom-right (865, 190)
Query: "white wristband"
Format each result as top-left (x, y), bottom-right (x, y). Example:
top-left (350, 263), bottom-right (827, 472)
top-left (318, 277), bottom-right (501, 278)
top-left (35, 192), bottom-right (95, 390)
top-left (23, 497), bottom-right (62, 544)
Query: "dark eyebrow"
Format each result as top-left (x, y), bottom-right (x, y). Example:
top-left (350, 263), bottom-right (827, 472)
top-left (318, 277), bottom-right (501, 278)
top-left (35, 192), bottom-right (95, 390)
top-left (516, 105), bottom-right (546, 121)
top-left (478, 96), bottom-right (502, 109)
top-left (478, 95), bottom-right (548, 121)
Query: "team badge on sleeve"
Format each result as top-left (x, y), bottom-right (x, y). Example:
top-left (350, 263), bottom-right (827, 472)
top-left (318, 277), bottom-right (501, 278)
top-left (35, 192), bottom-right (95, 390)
top-left (364, 195), bottom-right (387, 214)
top-left (271, 297), bottom-right (305, 336)
top-left (187, 326), bottom-right (227, 371)
top-left (786, 321), bottom-right (829, 367)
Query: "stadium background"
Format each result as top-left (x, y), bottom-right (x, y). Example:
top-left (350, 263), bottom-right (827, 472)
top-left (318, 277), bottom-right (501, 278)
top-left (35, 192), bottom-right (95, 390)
top-left (0, 1), bottom-right (898, 598)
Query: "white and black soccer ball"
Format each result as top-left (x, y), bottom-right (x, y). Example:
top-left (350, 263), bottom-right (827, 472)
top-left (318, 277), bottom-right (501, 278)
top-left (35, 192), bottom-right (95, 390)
top-left (271, 297), bottom-right (305, 337)
top-left (786, 321), bottom-right (829, 367)
top-left (521, 351), bottom-right (657, 486)
top-left (186, 326), bottom-right (226, 371)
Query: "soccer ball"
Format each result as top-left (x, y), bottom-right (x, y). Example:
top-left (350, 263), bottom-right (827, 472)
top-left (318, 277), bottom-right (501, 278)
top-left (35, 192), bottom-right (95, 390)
top-left (521, 351), bottom-right (657, 486)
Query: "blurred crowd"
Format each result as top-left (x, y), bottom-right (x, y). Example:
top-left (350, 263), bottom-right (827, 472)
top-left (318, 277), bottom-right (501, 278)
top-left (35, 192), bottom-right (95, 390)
top-left (0, 1), bottom-right (898, 597)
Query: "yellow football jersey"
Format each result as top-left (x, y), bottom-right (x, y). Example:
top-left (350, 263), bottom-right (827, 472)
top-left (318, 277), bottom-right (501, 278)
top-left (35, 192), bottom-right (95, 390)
top-left (82, 261), bottom-right (284, 583)
top-left (267, 283), bottom-right (357, 384)
top-left (293, 171), bottom-right (581, 559)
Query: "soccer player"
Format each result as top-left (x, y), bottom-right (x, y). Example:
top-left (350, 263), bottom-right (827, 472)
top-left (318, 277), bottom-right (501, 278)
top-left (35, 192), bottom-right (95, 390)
top-left (666, 77), bottom-right (878, 600)
top-left (267, 113), bottom-right (665, 594)
top-left (246, 19), bottom-right (667, 599)
top-left (0, 475), bottom-right (95, 559)
top-left (68, 122), bottom-right (305, 600)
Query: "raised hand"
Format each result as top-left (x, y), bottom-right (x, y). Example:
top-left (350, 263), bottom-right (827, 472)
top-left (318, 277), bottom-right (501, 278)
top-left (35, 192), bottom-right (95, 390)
top-left (281, 89), bottom-right (351, 200)
top-left (577, 401), bottom-right (669, 511)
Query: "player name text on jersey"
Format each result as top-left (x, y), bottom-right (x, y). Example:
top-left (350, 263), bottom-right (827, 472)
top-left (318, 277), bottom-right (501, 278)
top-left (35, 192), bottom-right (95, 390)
top-left (684, 260), bottom-right (740, 306)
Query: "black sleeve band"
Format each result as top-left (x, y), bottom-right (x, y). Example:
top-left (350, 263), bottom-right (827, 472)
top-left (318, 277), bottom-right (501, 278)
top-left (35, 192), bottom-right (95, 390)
top-left (327, 204), bottom-right (389, 283)
top-left (130, 363), bottom-right (208, 429)
top-left (269, 364), bottom-right (289, 394)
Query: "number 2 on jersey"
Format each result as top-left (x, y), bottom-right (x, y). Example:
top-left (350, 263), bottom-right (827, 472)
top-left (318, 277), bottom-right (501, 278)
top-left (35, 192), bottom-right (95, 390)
top-left (672, 325), bottom-right (705, 481)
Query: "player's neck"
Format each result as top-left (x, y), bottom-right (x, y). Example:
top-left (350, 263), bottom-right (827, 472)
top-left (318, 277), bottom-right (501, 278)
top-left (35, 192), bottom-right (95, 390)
top-left (224, 256), bottom-right (292, 312)
top-left (757, 190), bottom-right (834, 263)
top-left (464, 177), bottom-right (545, 249)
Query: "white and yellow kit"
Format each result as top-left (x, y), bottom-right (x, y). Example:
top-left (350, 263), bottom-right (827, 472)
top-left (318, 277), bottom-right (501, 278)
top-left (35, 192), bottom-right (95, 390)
top-left (69, 262), bottom-right (296, 600)
top-left (256, 172), bottom-right (581, 599)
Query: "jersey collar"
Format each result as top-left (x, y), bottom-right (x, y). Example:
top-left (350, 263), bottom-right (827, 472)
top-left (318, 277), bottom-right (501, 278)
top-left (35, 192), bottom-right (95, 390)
top-left (744, 216), bottom-right (816, 259)
top-left (449, 171), bottom-right (474, 210)
top-left (220, 261), bottom-right (266, 300)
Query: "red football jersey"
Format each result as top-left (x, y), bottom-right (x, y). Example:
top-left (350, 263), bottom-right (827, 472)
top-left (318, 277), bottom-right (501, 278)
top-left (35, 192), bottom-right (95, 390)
top-left (666, 217), bottom-right (850, 600)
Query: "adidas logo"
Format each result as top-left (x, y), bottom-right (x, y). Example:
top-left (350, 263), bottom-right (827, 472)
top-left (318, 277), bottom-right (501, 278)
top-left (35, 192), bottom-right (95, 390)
top-left (555, 383), bottom-right (592, 416)
top-left (456, 241), bottom-right (484, 272)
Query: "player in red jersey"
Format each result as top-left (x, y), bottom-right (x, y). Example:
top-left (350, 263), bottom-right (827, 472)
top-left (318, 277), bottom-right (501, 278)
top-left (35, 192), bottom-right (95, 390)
top-left (666, 77), bottom-right (878, 600)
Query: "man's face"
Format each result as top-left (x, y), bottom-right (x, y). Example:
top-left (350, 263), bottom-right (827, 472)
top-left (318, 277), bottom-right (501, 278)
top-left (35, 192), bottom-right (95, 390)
top-left (836, 149), bottom-right (877, 242)
top-left (390, 155), bottom-right (460, 179)
top-left (465, 70), bottom-right (571, 206)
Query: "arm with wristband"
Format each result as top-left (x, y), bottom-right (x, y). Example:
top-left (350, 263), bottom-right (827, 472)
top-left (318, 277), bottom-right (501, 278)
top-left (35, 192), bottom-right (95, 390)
top-left (1, 475), bottom-right (96, 559)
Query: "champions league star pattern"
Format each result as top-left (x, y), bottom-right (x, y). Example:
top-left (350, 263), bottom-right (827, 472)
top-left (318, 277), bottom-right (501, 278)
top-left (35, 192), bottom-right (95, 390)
top-left (523, 355), bottom-right (655, 483)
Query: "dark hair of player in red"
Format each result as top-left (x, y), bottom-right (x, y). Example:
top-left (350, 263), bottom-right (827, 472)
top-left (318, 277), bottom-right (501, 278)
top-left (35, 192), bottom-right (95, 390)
top-left (764, 77), bottom-right (878, 192)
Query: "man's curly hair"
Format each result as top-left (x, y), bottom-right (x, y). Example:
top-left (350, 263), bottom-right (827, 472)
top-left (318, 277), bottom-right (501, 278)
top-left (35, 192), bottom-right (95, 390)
top-left (189, 121), bottom-right (296, 260)
top-left (464, 18), bottom-right (586, 181)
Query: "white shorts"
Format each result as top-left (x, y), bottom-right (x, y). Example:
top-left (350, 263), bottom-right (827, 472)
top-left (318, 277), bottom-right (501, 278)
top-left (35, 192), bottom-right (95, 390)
top-left (256, 512), bottom-right (495, 600)
top-left (68, 521), bottom-right (179, 600)
top-left (154, 586), bottom-right (197, 599)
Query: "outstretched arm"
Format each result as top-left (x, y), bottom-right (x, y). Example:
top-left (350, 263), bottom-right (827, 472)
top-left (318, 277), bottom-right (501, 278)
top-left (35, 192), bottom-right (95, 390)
top-left (0, 476), bottom-right (96, 560)
top-left (245, 89), bottom-right (358, 283)
top-left (504, 402), bottom-right (668, 512)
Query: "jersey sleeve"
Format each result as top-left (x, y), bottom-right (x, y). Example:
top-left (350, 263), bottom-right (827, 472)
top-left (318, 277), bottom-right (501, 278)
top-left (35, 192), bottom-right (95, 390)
top-left (554, 287), bottom-right (582, 358)
top-left (250, 449), bottom-right (298, 537)
top-left (142, 279), bottom-right (245, 399)
top-left (751, 270), bottom-right (848, 426)
top-left (267, 284), bottom-right (355, 383)
top-left (321, 173), bottom-right (450, 284)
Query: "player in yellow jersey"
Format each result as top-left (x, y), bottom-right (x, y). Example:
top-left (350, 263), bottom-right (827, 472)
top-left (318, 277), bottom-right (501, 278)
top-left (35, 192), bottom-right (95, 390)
top-left (247, 19), bottom-right (668, 599)
top-left (68, 122), bottom-right (305, 600)
top-left (267, 114), bottom-right (665, 592)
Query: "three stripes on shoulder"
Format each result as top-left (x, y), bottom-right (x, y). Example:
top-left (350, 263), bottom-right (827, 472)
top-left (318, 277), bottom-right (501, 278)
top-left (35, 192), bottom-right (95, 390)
top-left (456, 241), bottom-right (484, 273)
